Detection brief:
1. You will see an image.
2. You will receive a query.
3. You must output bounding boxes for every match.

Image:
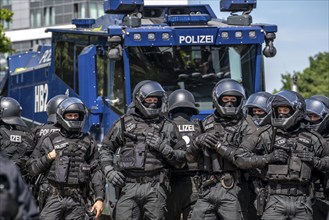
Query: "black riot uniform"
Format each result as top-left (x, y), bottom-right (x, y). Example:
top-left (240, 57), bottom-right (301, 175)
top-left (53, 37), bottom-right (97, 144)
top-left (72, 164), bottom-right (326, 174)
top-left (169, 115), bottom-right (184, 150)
top-left (188, 79), bottom-right (257, 220)
top-left (30, 95), bottom-right (68, 205)
top-left (0, 153), bottom-right (39, 220)
top-left (234, 90), bottom-right (329, 220)
top-left (100, 81), bottom-right (186, 220)
top-left (165, 89), bottom-right (203, 220)
top-left (0, 96), bottom-right (35, 181)
top-left (27, 97), bottom-right (105, 220)
top-left (304, 97), bottom-right (329, 220)
top-left (243, 91), bottom-right (272, 219)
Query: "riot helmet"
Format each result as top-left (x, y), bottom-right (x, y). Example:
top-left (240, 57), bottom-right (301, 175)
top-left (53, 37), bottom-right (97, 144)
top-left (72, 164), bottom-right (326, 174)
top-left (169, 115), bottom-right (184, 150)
top-left (168, 89), bottom-right (199, 115)
top-left (310, 95), bottom-right (329, 109)
top-left (133, 81), bottom-right (165, 118)
top-left (0, 96), bottom-right (27, 127)
top-left (46, 95), bottom-right (68, 123)
top-left (271, 90), bottom-right (305, 130)
top-left (56, 97), bottom-right (87, 132)
top-left (244, 91), bottom-right (272, 126)
top-left (305, 98), bottom-right (329, 133)
top-left (212, 79), bottom-right (246, 118)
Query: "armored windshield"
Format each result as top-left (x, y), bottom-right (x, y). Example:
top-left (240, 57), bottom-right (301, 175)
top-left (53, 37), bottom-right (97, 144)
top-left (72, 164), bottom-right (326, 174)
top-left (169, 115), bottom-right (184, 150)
top-left (129, 45), bottom-right (261, 112)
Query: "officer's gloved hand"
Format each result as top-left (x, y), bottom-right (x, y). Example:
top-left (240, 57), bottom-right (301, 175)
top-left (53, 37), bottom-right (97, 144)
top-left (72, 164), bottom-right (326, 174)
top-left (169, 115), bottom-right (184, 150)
top-left (106, 170), bottom-right (125, 187)
top-left (195, 133), bottom-right (218, 149)
top-left (145, 132), bottom-right (163, 151)
top-left (267, 149), bottom-right (289, 164)
top-left (297, 151), bottom-right (314, 163)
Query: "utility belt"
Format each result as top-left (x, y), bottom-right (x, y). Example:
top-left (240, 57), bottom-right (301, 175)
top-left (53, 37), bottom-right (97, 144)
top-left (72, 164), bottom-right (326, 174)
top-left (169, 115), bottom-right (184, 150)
top-left (48, 184), bottom-right (82, 197)
top-left (201, 171), bottom-right (238, 190)
top-left (125, 174), bottom-right (160, 184)
top-left (267, 183), bottom-right (310, 196)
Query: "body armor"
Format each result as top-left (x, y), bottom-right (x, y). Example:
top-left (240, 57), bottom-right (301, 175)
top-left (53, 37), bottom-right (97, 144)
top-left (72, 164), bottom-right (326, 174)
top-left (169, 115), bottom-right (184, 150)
top-left (117, 115), bottom-right (168, 172)
top-left (0, 127), bottom-right (35, 171)
top-left (202, 114), bottom-right (244, 173)
top-left (46, 133), bottom-right (91, 186)
top-left (173, 116), bottom-right (203, 171)
top-left (264, 130), bottom-right (314, 183)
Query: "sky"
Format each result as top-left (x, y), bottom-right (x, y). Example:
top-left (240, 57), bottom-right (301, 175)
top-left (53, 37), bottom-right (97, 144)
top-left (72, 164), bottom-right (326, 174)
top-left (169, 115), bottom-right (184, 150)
top-left (252, 0), bottom-right (329, 92)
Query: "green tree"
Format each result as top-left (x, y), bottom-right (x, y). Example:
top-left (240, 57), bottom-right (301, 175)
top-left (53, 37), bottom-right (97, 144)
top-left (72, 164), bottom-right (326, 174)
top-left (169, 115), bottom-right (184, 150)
top-left (276, 52), bottom-right (329, 97)
top-left (0, 8), bottom-right (13, 53)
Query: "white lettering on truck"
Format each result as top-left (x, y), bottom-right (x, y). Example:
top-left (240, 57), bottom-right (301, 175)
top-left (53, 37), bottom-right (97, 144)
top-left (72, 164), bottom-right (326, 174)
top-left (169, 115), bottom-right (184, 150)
top-left (179, 35), bottom-right (214, 44)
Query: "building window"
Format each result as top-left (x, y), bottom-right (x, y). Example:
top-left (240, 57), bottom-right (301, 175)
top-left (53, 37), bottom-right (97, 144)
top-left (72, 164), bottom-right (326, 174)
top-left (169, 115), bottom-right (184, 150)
top-left (30, 8), bottom-right (41, 28)
top-left (43, 7), bottom-right (54, 26)
top-left (1, 0), bottom-right (12, 6)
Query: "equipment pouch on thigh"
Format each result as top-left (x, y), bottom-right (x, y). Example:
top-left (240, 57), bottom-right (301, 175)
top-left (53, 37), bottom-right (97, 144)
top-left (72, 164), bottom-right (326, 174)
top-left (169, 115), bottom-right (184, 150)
top-left (160, 170), bottom-right (170, 192)
top-left (220, 173), bottom-right (234, 189)
top-left (55, 155), bottom-right (70, 183)
top-left (38, 184), bottom-right (49, 210)
top-left (256, 188), bottom-right (266, 216)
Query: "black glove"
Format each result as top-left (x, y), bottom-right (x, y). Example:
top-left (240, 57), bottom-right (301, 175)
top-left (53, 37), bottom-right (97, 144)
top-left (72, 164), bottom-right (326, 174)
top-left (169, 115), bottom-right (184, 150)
top-left (106, 170), bottom-right (125, 187)
top-left (145, 132), bottom-right (163, 152)
top-left (267, 149), bottom-right (289, 164)
top-left (195, 133), bottom-right (218, 149)
top-left (296, 151), bottom-right (314, 163)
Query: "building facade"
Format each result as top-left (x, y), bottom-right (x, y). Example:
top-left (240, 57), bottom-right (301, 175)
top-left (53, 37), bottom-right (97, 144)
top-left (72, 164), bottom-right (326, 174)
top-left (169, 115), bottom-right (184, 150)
top-left (1, 0), bottom-right (104, 53)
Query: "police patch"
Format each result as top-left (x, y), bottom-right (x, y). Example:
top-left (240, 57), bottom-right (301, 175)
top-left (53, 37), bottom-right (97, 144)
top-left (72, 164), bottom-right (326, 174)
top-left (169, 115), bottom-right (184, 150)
top-left (178, 124), bottom-right (195, 132)
top-left (10, 135), bottom-right (21, 143)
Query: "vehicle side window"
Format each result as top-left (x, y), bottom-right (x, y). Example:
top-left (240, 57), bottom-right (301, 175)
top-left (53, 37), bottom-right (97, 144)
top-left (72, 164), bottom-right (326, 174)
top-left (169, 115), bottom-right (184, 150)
top-left (106, 59), bottom-right (125, 114)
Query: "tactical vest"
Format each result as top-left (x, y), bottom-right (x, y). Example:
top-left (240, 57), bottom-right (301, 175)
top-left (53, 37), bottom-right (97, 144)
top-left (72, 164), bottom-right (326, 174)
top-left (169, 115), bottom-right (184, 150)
top-left (0, 127), bottom-right (35, 170)
top-left (117, 115), bottom-right (168, 172)
top-left (172, 117), bottom-right (203, 172)
top-left (46, 133), bottom-right (92, 186)
top-left (202, 115), bottom-right (243, 173)
top-left (265, 130), bottom-right (314, 183)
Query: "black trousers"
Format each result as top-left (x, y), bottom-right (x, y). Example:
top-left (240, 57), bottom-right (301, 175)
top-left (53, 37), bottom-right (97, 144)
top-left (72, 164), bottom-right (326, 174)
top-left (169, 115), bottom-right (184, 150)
top-left (40, 195), bottom-right (85, 220)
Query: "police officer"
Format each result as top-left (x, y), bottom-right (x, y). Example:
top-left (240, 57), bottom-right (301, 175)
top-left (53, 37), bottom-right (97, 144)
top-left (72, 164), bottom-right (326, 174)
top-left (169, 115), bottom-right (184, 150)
top-left (33, 94), bottom-right (67, 139)
top-left (166, 89), bottom-right (202, 220)
top-left (0, 96), bottom-right (35, 181)
top-left (31, 95), bottom-right (68, 206)
top-left (100, 80), bottom-right (186, 220)
top-left (188, 79), bottom-right (257, 220)
top-left (304, 98), bottom-right (329, 220)
top-left (0, 153), bottom-right (39, 219)
top-left (244, 91), bottom-right (272, 219)
top-left (234, 90), bottom-right (329, 220)
top-left (27, 97), bottom-right (105, 219)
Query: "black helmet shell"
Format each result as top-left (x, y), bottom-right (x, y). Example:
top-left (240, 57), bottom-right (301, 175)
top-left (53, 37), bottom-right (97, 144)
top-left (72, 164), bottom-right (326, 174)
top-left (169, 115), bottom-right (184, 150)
top-left (56, 97), bottom-right (87, 132)
top-left (271, 90), bottom-right (305, 130)
top-left (134, 81), bottom-right (165, 118)
top-left (168, 89), bottom-right (199, 115)
top-left (212, 79), bottom-right (246, 117)
top-left (46, 95), bottom-right (68, 123)
top-left (0, 96), bottom-right (26, 127)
